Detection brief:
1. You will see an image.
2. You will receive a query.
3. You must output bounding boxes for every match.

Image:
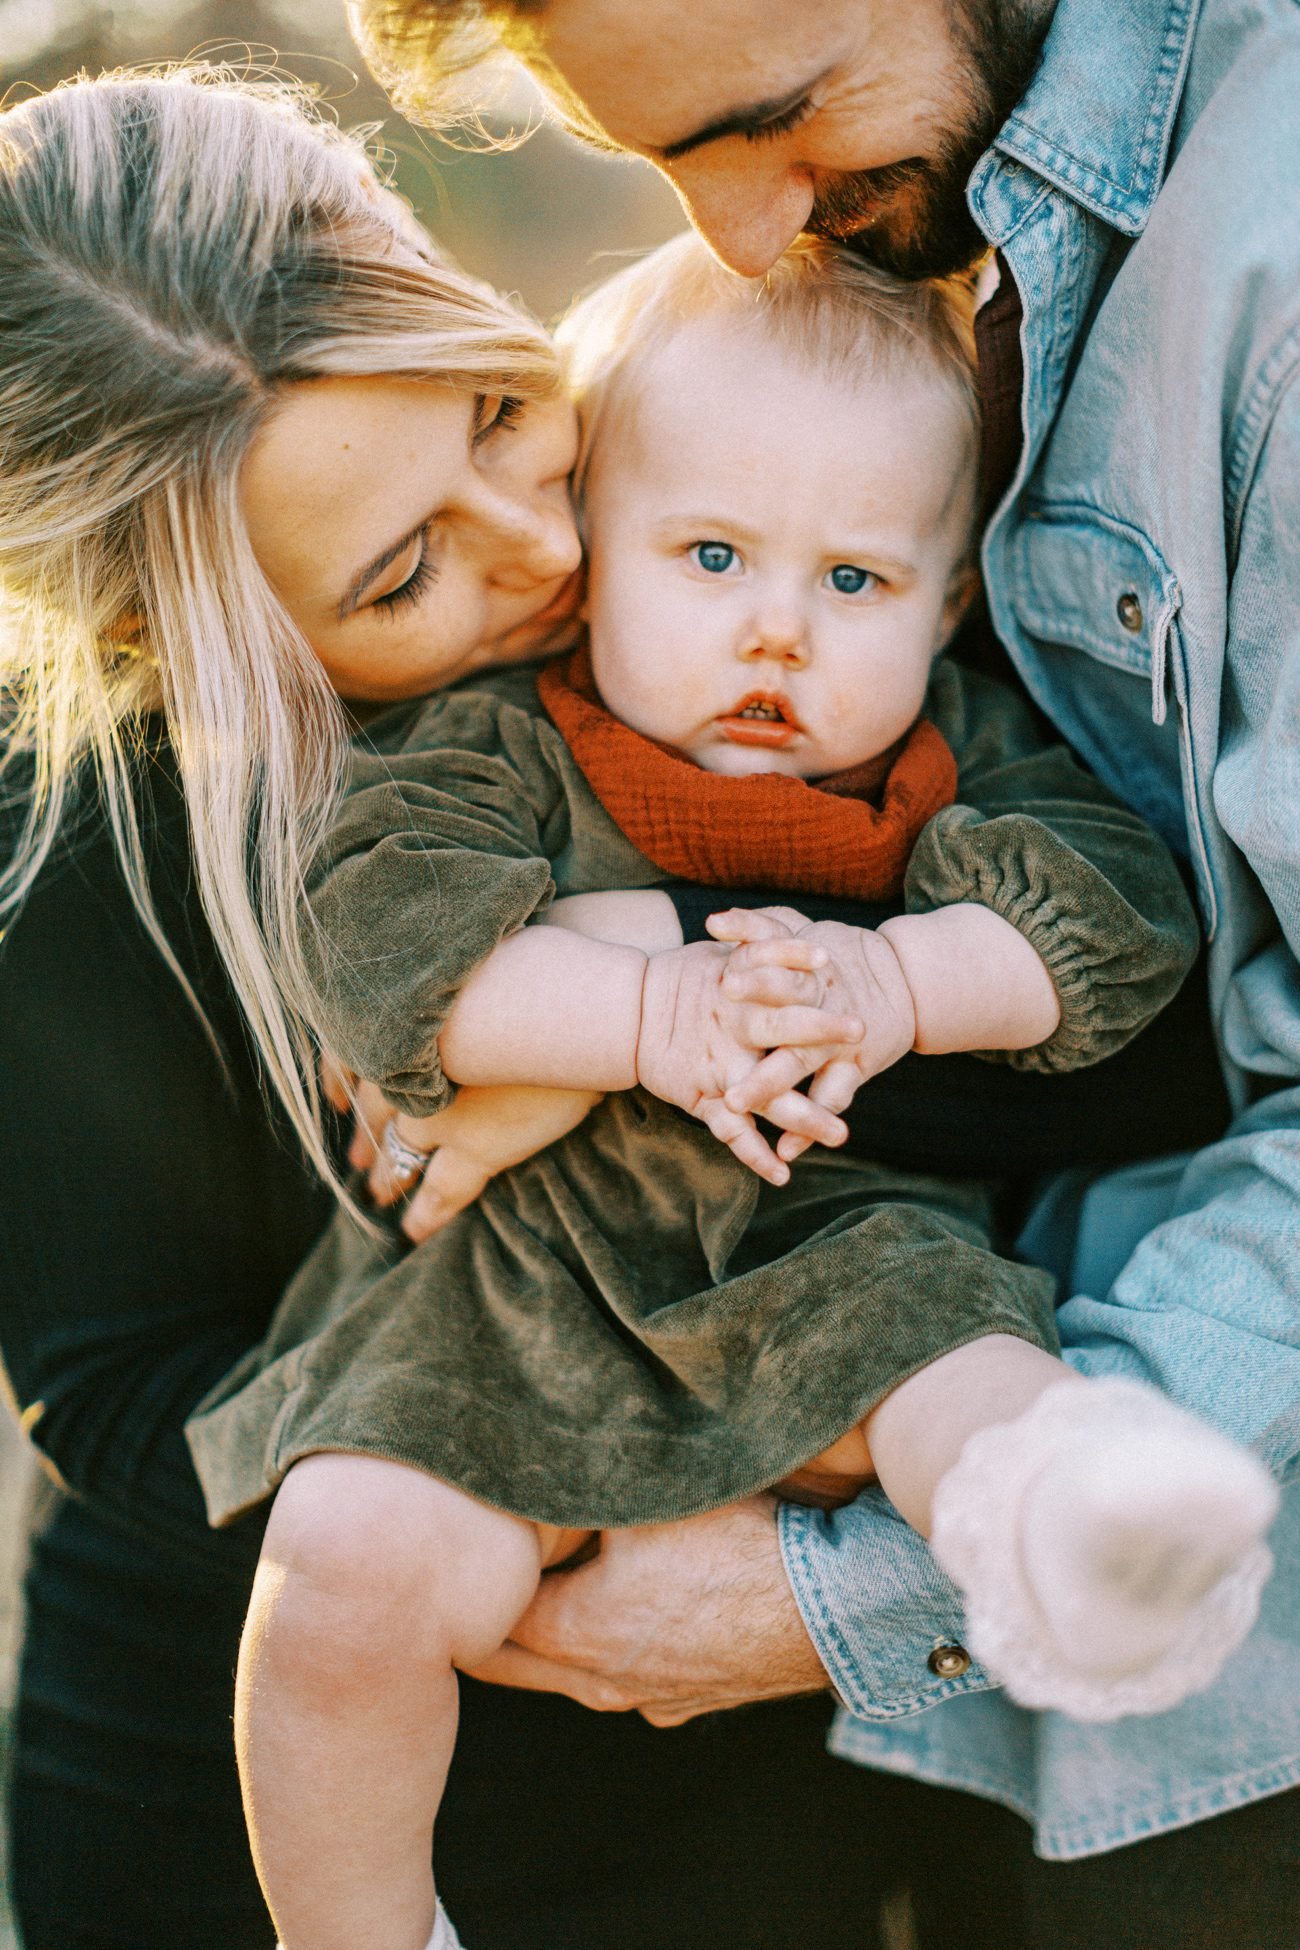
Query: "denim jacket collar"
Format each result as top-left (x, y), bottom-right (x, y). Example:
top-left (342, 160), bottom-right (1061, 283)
top-left (993, 0), bottom-right (1202, 235)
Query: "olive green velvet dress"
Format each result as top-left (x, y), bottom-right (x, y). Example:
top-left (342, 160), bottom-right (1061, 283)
top-left (187, 659), bottom-right (1199, 1530)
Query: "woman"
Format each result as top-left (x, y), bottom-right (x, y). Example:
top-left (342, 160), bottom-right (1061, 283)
top-left (0, 65), bottom-right (1230, 1949)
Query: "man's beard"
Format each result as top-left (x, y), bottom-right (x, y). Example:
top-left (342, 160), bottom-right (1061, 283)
top-left (808, 1), bottom-right (1053, 279)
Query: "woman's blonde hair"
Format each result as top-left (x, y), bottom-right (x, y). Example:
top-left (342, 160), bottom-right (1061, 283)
top-left (556, 231), bottom-right (980, 508)
top-left (0, 65), bottom-right (561, 1197)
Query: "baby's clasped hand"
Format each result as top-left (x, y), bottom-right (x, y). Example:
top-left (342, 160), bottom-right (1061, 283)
top-left (635, 933), bottom-right (864, 1185)
top-left (707, 907), bottom-right (919, 1165)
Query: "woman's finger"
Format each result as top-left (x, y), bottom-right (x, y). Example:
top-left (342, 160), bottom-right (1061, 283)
top-left (401, 1146), bottom-right (489, 1243)
top-left (319, 1049), bottom-right (355, 1114)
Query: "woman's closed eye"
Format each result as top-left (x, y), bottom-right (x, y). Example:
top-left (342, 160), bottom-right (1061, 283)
top-left (373, 530), bottom-right (438, 616)
top-left (473, 394), bottom-right (525, 445)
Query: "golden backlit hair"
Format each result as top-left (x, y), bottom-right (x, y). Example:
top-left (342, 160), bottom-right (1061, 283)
top-left (0, 65), bottom-right (561, 1199)
top-left (556, 231), bottom-right (980, 510)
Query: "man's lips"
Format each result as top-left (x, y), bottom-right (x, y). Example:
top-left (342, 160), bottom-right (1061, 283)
top-left (716, 693), bottom-right (804, 747)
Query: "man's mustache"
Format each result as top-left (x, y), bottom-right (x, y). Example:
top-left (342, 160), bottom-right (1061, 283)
top-left (807, 157), bottom-right (934, 240)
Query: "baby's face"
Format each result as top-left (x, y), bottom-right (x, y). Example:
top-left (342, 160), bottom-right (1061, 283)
top-left (583, 316), bottom-right (976, 778)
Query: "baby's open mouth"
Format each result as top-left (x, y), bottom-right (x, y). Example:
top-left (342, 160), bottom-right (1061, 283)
top-left (717, 693), bottom-right (804, 745)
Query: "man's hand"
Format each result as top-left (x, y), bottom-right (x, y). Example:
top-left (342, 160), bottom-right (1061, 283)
top-left (636, 939), bottom-right (861, 1184)
top-left (464, 1498), bottom-right (831, 1726)
top-left (707, 910), bottom-right (918, 1161)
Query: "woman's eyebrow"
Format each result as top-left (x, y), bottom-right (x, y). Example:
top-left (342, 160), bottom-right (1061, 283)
top-left (336, 519), bottom-right (425, 622)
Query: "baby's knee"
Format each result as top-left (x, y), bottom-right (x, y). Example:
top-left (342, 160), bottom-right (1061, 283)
top-left (257, 1453), bottom-right (536, 1682)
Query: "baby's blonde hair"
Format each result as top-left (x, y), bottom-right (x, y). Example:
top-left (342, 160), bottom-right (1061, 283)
top-left (557, 232), bottom-right (980, 515)
top-left (0, 66), bottom-right (561, 1199)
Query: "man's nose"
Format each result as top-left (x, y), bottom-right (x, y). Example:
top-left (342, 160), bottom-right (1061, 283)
top-left (669, 161), bottom-right (815, 278)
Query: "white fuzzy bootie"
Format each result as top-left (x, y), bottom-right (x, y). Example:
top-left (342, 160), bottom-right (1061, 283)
top-left (929, 1378), bottom-right (1278, 1721)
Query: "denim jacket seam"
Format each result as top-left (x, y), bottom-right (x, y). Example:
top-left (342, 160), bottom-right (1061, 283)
top-left (997, 0), bottom-right (1199, 226)
top-left (1225, 325), bottom-right (1300, 562)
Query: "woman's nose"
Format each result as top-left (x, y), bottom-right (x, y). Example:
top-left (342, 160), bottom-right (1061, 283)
top-left (481, 481), bottom-right (582, 591)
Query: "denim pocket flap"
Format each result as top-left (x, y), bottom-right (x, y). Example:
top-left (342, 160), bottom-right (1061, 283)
top-left (1007, 505), bottom-right (1181, 675)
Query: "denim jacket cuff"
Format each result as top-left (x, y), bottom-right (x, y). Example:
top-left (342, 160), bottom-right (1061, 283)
top-left (779, 1488), bottom-right (996, 1721)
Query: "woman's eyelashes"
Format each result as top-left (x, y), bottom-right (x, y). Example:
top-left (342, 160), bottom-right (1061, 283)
top-left (373, 531), bottom-right (438, 617)
top-left (473, 393), bottom-right (525, 445)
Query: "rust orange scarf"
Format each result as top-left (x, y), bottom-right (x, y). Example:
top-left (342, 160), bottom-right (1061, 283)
top-left (537, 647), bottom-right (958, 901)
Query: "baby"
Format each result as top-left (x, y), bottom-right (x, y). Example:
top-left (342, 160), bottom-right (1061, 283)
top-left (188, 237), bottom-right (1278, 1950)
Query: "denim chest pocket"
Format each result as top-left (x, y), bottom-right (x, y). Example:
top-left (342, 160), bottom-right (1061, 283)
top-left (1004, 504), bottom-right (1218, 935)
top-left (1007, 504), bottom-right (1180, 694)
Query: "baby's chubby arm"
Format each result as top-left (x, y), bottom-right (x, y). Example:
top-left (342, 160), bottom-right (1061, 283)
top-left (435, 912), bottom-right (861, 1185)
top-left (716, 902), bottom-right (1060, 1155)
top-left (358, 895), bottom-right (687, 1239)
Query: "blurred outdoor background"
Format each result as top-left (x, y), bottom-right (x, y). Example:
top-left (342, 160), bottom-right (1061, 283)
top-left (0, 1), bottom-right (684, 1938)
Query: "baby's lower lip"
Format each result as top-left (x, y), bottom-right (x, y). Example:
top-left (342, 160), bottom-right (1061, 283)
top-left (715, 716), bottom-right (800, 748)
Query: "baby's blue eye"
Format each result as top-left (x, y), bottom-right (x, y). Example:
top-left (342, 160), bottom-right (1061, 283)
top-left (692, 541), bottom-right (737, 574)
top-left (828, 564), bottom-right (876, 595)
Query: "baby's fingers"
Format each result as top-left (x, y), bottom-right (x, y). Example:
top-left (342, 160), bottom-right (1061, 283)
top-left (736, 1003), bottom-right (864, 1053)
top-left (723, 1047), bottom-right (817, 1113)
top-left (806, 1059), bottom-right (869, 1117)
top-left (753, 1090), bottom-right (848, 1150)
top-left (698, 1099), bottom-right (791, 1187)
top-left (706, 905), bottom-right (810, 943)
top-left (722, 960), bottom-right (825, 1008)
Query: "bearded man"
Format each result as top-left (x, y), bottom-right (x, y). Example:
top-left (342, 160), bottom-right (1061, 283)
top-left (338, 3), bottom-right (1300, 1943)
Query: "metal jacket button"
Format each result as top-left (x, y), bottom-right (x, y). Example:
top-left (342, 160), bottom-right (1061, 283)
top-left (1117, 591), bottom-right (1144, 633)
top-left (927, 1641), bottom-right (972, 1679)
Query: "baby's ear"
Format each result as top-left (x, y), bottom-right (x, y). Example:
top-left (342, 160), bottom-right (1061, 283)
top-left (936, 559), bottom-right (982, 650)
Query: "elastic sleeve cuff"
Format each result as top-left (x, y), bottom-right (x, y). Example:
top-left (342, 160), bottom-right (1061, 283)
top-left (905, 806), bottom-right (1198, 1073)
top-left (779, 1488), bottom-right (995, 1721)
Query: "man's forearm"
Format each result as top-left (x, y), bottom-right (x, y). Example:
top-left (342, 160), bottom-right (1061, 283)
top-left (438, 926), bottom-right (646, 1091)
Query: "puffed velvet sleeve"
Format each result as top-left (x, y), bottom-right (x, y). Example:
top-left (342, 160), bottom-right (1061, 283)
top-left (301, 683), bottom-right (568, 1117)
top-left (908, 661), bottom-right (1201, 1071)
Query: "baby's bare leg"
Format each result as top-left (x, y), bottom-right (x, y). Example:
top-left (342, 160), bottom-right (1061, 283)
top-left (237, 1454), bottom-right (551, 1950)
top-left (862, 1337), bottom-right (1278, 1719)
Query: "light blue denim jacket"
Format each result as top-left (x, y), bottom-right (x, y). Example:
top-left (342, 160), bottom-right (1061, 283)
top-left (780, 0), bottom-right (1300, 1859)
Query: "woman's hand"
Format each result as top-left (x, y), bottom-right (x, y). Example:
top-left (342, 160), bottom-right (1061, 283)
top-left (379, 1085), bottom-right (604, 1241)
top-left (464, 1499), bottom-right (831, 1724)
top-left (320, 1054), bottom-right (601, 1242)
